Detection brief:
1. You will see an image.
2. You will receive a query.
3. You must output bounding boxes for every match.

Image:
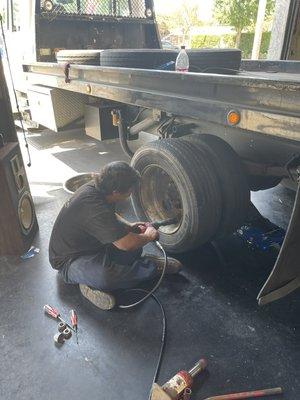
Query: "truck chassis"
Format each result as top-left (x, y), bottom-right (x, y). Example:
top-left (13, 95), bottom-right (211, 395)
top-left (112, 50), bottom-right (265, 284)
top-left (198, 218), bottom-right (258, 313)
top-left (23, 60), bottom-right (300, 304)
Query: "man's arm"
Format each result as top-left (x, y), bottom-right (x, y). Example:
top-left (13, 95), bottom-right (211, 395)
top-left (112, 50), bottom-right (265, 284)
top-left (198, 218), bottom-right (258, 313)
top-left (115, 213), bottom-right (145, 233)
top-left (113, 226), bottom-right (158, 251)
top-left (115, 213), bottom-right (132, 231)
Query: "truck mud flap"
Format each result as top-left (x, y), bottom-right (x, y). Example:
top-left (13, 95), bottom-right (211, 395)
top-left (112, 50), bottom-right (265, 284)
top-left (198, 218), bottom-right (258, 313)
top-left (258, 180), bottom-right (300, 305)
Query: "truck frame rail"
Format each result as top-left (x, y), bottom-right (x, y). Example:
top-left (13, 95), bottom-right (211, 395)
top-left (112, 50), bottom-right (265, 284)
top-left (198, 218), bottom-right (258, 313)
top-left (23, 62), bottom-right (300, 143)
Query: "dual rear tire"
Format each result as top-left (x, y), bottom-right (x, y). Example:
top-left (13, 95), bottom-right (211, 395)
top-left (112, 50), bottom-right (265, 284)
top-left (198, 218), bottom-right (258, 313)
top-left (131, 136), bottom-right (250, 253)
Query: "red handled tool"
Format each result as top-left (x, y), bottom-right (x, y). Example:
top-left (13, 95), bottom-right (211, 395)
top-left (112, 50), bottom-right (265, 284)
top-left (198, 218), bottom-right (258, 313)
top-left (70, 309), bottom-right (79, 344)
top-left (203, 387), bottom-right (283, 400)
top-left (151, 359), bottom-right (207, 400)
top-left (43, 304), bottom-right (75, 332)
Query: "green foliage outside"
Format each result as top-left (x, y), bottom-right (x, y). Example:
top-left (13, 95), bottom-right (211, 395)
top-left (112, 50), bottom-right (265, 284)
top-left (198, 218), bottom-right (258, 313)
top-left (157, 4), bottom-right (203, 44)
top-left (239, 31), bottom-right (271, 58)
top-left (191, 35), bottom-right (221, 49)
top-left (213, 0), bottom-right (275, 47)
top-left (191, 31), bottom-right (272, 59)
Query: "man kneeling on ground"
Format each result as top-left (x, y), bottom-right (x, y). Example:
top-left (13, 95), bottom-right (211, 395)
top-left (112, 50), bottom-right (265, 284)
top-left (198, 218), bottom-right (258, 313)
top-left (49, 161), bottom-right (182, 310)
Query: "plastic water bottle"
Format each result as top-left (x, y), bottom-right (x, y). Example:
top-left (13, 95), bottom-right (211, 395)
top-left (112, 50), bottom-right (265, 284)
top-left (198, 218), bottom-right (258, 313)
top-left (175, 45), bottom-right (189, 73)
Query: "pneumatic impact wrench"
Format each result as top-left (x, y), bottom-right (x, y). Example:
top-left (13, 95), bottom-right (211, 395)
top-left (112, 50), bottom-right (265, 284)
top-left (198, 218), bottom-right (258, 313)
top-left (134, 218), bottom-right (178, 234)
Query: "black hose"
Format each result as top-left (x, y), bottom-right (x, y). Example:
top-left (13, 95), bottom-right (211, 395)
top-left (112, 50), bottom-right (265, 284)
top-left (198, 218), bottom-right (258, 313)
top-left (116, 110), bottom-right (134, 158)
top-left (147, 292), bottom-right (167, 400)
top-left (118, 241), bottom-right (167, 309)
top-left (120, 288), bottom-right (167, 400)
top-left (118, 240), bottom-right (168, 399)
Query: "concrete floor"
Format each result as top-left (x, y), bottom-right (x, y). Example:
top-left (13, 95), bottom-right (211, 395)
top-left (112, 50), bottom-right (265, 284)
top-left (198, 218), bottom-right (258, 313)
top-left (0, 128), bottom-right (299, 400)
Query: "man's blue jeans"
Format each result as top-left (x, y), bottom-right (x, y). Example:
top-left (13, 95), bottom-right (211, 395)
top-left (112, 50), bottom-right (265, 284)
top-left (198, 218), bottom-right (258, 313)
top-left (59, 245), bottom-right (157, 291)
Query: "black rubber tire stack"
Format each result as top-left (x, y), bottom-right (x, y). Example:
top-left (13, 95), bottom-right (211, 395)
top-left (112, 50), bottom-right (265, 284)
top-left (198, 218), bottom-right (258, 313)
top-left (56, 50), bottom-right (101, 65)
top-left (100, 49), bottom-right (178, 69)
top-left (56, 48), bottom-right (242, 73)
top-left (131, 138), bottom-right (222, 253)
top-left (186, 49), bottom-right (242, 73)
top-left (100, 48), bottom-right (241, 73)
top-left (182, 134), bottom-right (250, 236)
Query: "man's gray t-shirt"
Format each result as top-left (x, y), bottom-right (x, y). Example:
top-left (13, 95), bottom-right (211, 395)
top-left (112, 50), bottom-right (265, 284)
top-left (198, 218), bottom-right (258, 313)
top-left (49, 182), bottom-right (127, 270)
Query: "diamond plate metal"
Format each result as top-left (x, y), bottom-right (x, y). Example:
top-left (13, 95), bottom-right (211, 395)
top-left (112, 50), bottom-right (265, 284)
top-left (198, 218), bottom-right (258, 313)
top-left (27, 85), bottom-right (87, 131)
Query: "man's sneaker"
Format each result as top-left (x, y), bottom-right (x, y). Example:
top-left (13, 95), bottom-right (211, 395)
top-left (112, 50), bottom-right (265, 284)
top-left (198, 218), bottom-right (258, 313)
top-left (144, 255), bottom-right (183, 275)
top-left (79, 285), bottom-right (116, 310)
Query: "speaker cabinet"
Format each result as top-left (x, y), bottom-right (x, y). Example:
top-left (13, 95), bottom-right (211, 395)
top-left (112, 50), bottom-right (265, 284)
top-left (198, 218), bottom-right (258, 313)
top-left (0, 142), bottom-right (38, 255)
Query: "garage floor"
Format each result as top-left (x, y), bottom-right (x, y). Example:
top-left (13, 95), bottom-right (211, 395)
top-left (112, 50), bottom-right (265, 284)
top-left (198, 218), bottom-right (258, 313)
top-left (0, 128), bottom-right (299, 400)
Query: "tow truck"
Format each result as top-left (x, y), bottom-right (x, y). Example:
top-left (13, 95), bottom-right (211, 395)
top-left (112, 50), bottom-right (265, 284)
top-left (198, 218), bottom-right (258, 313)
top-left (1, 0), bottom-right (300, 305)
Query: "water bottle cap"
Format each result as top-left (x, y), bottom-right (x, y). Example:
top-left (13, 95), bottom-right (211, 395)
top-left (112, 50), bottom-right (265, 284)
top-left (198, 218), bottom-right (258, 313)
top-left (181, 45), bottom-right (186, 49)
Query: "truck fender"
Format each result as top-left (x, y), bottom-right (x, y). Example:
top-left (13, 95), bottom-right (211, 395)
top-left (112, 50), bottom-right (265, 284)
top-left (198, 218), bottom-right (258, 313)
top-left (258, 180), bottom-right (300, 305)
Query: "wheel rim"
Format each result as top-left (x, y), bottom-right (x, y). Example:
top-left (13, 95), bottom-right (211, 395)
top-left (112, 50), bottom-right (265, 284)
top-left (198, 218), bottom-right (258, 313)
top-left (139, 165), bottom-right (183, 234)
top-left (64, 173), bottom-right (94, 194)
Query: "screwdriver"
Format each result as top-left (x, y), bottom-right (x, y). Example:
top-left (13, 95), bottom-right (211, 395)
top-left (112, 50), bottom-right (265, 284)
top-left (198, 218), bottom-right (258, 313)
top-left (43, 304), bottom-right (75, 332)
top-left (70, 309), bottom-right (79, 344)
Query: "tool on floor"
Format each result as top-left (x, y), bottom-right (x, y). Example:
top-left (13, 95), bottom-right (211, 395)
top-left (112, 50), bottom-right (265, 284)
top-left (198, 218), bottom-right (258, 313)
top-left (203, 387), bottom-right (283, 400)
top-left (54, 326), bottom-right (72, 345)
top-left (63, 328), bottom-right (72, 340)
top-left (70, 309), bottom-right (78, 344)
top-left (43, 304), bottom-right (75, 332)
top-left (183, 388), bottom-right (192, 400)
top-left (58, 322), bottom-right (67, 332)
top-left (236, 225), bottom-right (285, 252)
top-left (151, 359), bottom-right (207, 400)
top-left (54, 332), bottom-right (65, 345)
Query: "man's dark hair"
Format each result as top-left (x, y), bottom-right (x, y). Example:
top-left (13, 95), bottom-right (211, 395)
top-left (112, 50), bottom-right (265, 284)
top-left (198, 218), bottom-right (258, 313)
top-left (94, 161), bottom-right (140, 195)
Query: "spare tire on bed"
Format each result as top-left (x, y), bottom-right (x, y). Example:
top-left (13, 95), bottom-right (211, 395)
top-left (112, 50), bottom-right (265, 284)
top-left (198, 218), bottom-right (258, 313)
top-left (100, 48), bottom-right (241, 72)
top-left (100, 49), bottom-right (178, 69)
top-left (56, 50), bottom-right (101, 65)
top-left (187, 48), bottom-right (241, 73)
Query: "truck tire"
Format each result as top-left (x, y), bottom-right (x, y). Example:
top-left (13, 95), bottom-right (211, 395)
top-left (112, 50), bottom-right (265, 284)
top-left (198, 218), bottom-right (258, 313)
top-left (56, 50), bottom-right (101, 65)
top-left (100, 48), bottom-right (241, 73)
top-left (131, 138), bottom-right (222, 253)
top-left (100, 49), bottom-right (178, 69)
top-left (187, 49), bottom-right (241, 73)
top-left (182, 134), bottom-right (250, 235)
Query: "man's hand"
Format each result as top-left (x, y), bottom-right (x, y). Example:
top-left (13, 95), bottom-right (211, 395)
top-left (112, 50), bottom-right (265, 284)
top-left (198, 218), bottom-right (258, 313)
top-left (130, 221), bottom-right (147, 229)
top-left (113, 226), bottom-right (159, 251)
top-left (144, 226), bottom-right (159, 241)
top-left (129, 221), bottom-right (147, 233)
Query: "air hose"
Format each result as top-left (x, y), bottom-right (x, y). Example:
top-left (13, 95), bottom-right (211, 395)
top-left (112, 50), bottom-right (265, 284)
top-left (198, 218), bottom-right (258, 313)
top-left (118, 240), bottom-right (168, 400)
top-left (118, 240), bottom-right (167, 309)
top-left (113, 109), bottom-right (134, 158)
